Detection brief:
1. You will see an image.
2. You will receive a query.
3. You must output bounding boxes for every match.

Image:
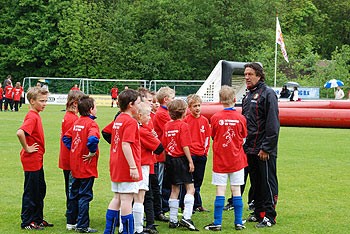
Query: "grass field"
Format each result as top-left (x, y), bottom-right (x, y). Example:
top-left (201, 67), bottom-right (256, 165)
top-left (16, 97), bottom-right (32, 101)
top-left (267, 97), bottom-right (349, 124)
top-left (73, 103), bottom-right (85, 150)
top-left (0, 104), bottom-right (349, 234)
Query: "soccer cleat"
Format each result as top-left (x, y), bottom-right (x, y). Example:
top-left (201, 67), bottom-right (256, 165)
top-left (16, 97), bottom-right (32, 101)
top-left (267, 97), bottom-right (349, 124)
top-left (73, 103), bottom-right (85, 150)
top-left (66, 223), bottom-right (77, 230)
top-left (255, 217), bottom-right (274, 228)
top-left (155, 213), bottom-right (169, 222)
top-left (204, 223), bottom-right (222, 231)
top-left (39, 220), bottom-right (54, 227)
top-left (247, 213), bottom-right (258, 222)
top-left (235, 224), bottom-right (246, 230)
top-left (223, 203), bottom-right (234, 211)
top-left (169, 221), bottom-right (179, 229)
top-left (179, 218), bottom-right (199, 231)
top-left (195, 206), bottom-right (210, 212)
top-left (22, 222), bottom-right (44, 230)
top-left (76, 227), bottom-right (98, 233)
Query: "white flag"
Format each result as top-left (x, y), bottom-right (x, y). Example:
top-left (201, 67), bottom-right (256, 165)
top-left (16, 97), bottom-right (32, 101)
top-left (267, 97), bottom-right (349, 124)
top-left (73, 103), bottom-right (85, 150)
top-left (276, 17), bottom-right (289, 63)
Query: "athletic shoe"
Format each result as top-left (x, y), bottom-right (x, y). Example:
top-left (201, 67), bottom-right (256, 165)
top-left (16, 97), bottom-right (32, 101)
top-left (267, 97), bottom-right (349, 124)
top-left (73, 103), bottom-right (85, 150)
top-left (169, 221), bottom-right (179, 229)
top-left (22, 222), bottom-right (44, 230)
top-left (223, 203), bottom-right (234, 211)
top-left (39, 220), bottom-right (54, 227)
top-left (195, 206), bottom-right (210, 212)
top-left (179, 218), bottom-right (199, 231)
top-left (76, 227), bottom-right (98, 233)
top-left (248, 201), bottom-right (255, 211)
top-left (247, 214), bottom-right (258, 222)
top-left (66, 223), bottom-right (77, 230)
top-left (144, 224), bottom-right (159, 234)
top-left (235, 224), bottom-right (246, 230)
top-left (255, 217), bottom-right (274, 228)
top-left (155, 213), bottom-right (169, 222)
top-left (204, 223), bottom-right (222, 231)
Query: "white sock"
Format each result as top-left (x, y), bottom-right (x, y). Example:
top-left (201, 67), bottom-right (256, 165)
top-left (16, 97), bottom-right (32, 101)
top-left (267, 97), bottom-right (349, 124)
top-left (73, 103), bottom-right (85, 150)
top-left (119, 215), bottom-right (123, 233)
top-left (133, 202), bottom-right (144, 233)
top-left (183, 194), bottom-right (194, 220)
top-left (169, 199), bottom-right (179, 223)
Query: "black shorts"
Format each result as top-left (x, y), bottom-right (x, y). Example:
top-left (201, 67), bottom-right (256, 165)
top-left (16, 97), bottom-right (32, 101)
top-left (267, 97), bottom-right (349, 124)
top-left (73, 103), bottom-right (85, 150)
top-left (165, 155), bottom-right (193, 185)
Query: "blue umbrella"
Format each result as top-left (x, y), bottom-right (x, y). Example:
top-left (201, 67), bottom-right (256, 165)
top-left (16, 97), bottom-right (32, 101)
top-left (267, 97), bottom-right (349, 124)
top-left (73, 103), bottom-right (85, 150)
top-left (324, 79), bottom-right (344, 88)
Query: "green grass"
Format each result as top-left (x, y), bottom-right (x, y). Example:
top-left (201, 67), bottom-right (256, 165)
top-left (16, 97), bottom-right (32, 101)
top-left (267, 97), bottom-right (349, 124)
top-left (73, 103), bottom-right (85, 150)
top-left (0, 105), bottom-right (349, 233)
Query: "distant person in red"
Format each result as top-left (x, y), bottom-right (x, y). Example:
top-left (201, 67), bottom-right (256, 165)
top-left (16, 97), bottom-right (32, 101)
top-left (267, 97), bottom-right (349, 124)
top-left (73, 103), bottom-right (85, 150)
top-left (70, 84), bottom-right (80, 91)
top-left (13, 82), bottom-right (23, 112)
top-left (110, 86), bottom-right (119, 108)
top-left (0, 83), bottom-right (3, 111)
top-left (4, 80), bottom-right (13, 111)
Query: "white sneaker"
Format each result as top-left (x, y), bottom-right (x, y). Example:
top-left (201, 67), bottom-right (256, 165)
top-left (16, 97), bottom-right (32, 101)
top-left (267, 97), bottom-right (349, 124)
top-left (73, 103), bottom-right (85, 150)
top-left (66, 223), bottom-right (77, 230)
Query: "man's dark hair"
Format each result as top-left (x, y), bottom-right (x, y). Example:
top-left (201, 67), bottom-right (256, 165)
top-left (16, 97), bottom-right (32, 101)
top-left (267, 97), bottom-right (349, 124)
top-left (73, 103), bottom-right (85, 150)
top-left (118, 89), bottom-right (140, 112)
top-left (244, 63), bottom-right (265, 82)
top-left (78, 95), bottom-right (94, 116)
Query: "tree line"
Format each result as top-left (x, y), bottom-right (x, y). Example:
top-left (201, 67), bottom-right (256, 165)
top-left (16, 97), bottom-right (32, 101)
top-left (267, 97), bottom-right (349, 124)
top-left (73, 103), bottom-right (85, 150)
top-left (0, 0), bottom-right (349, 97)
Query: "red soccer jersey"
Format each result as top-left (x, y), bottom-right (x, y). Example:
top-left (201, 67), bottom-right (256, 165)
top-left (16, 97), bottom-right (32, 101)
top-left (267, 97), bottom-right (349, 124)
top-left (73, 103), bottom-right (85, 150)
top-left (65, 116), bottom-right (100, 178)
top-left (162, 120), bottom-right (192, 157)
top-left (210, 109), bottom-right (248, 173)
top-left (184, 114), bottom-right (211, 156)
top-left (0, 87), bottom-right (3, 99)
top-left (12, 87), bottom-right (22, 101)
top-left (5, 86), bottom-right (13, 99)
top-left (19, 110), bottom-right (45, 171)
top-left (106, 113), bottom-right (142, 182)
top-left (111, 87), bottom-right (119, 98)
top-left (59, 111), bottom-right (79, 170)
top-left (153, 106), bottom-right (170, 162)
top-left (140, 124), bottom-right (161, 166)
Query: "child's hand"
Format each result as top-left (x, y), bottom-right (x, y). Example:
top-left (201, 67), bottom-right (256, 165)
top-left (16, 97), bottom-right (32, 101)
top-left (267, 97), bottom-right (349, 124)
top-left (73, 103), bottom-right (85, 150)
top-left (26, 143), bottom-right (39, 153)
top-left (189, 162), bottom-right (195, 173)
top-left (130, 168), bottom-right (139, 180)
top-left (83, 152), bottom-right (95, 163)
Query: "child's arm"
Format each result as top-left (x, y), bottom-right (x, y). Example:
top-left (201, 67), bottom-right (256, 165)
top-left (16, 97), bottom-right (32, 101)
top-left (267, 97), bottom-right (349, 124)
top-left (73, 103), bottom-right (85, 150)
top-left (16, 129), bottom-right (38, 153)
top-left (183, 146), bottom-right (194, 172)
top-left (122, 142), bottom-right (139, 180)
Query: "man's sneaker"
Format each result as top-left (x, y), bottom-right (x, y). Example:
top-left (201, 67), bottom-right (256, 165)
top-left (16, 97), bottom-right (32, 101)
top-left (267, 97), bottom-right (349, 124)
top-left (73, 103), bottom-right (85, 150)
top-left (255, 217), bottom-right (274, 228)
top-left (22, 222), bottom-right (44, 230)
top-left (76, 227), bottom-right (98, 233)
top-left (155, 213), bottom-right (169, 222)
top-left (179, 218), bottom-right (199, 231)
top-left (144, 224), bottom-right (159, 234)
top-left (223, 203), bottom-right (234, 211)
top-left (169, 221), bottom-right (179, 229)
top-left (39, 220), bottom-right (54, 227)
top-left (235, 224), bottom-right (246, 230)
top-left (247, 214), bottom-right (258, 222)
top-left (66, 223), bottom-right (77, 230)
top-left (204, 223), bottom-right (222, 231)
top-left (195, 206), bottom-right (210, 212)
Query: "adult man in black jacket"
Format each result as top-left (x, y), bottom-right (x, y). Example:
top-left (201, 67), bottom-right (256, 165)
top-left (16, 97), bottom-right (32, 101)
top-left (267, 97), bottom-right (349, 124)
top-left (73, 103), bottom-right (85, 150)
top-left (242, 63), bottom-right (279, 228)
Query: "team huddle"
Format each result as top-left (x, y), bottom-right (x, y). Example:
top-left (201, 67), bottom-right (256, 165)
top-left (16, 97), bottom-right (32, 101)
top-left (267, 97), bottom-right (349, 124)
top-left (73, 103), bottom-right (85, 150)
top-left (16, 63), bottom-right (279, 233)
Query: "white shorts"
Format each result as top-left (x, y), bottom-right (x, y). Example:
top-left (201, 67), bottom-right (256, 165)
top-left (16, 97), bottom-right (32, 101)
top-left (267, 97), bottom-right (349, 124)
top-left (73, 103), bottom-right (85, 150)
top-left (211, 168), bottom-right (245, 186)
top-left (111, 181), bottom-right (139, 193)
top-left (137, 165), bottom-right (150, 191)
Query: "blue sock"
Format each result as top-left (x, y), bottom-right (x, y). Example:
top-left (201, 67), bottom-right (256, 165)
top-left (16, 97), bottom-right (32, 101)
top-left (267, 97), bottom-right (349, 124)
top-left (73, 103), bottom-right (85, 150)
top-left (213, 196), bottom-right (225, 225)
top-left (121, 214), bottom-right (134, 234)
top-left (104, 209), bottom-right (119, 234)
top-left (233, 196), bottom-right (243, 225)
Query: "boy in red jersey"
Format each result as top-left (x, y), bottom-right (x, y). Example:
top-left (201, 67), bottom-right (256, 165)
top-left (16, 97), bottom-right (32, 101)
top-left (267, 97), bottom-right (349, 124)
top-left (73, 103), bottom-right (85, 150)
top-left (162, 99), bottom-right (198, 231)
top-left (153, 86), bottom-right (175, 220)
top-left (16, 87), bottom-right (53, 230)
top-left (12, 82), bottom-right (23, 111)
top-left (58, 90), bottom-right (84, 226)
top-left (183, 94), bottom-right (211, 212)
top-left (4, 80), bottom-right (13, 111)
top-left (0, 83), bottom-right (3, 111)
top-left (110, 85), bottom-right (119, 108)
top-left (63, 96), bottom-right (100, 233)
top-left (204, 85), bottom-right (248, 231)
top-left (102, 89), bottom-right (142, 234)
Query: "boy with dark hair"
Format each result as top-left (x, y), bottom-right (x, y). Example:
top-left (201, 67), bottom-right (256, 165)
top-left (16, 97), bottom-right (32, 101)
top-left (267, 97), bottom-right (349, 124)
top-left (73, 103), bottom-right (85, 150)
top-left (4, 80), bottom-right (13, 111)
top-left (63, 96), bottom-right (100, 233)
top-left (102, 89), bottom-right (142, 234)
top-left (183, 94), bottom-right (211, 212)
top-left (162, 99), bottom-right (198, 231)
top-left (204, 85), bottom-right (248, 231)
top-left (16, 87), bottom-right (53, 230)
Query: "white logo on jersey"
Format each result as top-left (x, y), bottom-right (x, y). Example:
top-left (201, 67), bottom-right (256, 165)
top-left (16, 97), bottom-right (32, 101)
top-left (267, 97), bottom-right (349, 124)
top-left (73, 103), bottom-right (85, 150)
top-left (222, 126), bottom-right (236, 148)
